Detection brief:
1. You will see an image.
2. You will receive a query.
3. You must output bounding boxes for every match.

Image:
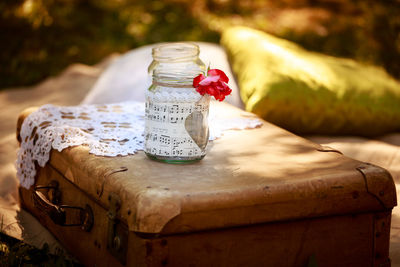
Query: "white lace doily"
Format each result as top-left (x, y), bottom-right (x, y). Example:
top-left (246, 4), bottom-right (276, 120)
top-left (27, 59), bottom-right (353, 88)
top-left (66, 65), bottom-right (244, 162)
top-left (16, 101), bottom-right (262, 189)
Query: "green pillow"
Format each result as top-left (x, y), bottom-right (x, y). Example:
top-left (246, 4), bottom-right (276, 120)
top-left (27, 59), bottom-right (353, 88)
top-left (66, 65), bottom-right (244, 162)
top-left (221, 26), bottom-right (400, 136)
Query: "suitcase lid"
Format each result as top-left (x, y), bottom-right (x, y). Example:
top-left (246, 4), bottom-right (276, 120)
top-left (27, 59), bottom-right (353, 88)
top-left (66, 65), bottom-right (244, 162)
top-left (18, 102), bottom-right (397, 235)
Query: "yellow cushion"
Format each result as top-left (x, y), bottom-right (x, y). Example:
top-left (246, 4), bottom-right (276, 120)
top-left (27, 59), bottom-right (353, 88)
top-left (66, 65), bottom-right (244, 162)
top-left (221, 26), bottom-right (400, 136)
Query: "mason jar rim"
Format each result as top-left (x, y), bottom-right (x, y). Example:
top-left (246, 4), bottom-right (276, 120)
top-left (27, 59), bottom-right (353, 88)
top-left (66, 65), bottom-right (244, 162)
top-left (152, 42), bottom-right (200, 61)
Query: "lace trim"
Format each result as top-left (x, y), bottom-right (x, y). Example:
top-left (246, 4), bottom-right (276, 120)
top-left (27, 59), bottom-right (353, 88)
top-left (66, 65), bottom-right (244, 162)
top-left (16, 101), bottom-right (262, 189)
top-left (145, 86), bottom-right (201, 103)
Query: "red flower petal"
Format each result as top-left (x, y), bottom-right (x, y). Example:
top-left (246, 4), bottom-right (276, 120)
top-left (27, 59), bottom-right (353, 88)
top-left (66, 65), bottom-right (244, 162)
top-left (208, 69), bottom-right (229, 83)
top-left (219, 81), bottom-right (232, 95)
top-left (199, 75), bottom-right (220, 86)
top-left (193, 74), bottom-right (205, 87)
top-left (193, 69), bottom-right (231, 101)
top-left (195, 85), bottom-right (207, 95)
top-left (205, 85), bottom-right (215, 96)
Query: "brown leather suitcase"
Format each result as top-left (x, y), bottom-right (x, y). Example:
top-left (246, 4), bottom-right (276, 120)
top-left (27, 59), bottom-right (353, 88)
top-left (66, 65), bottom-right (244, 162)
top-left (17, 102), bottom-right (397, 267)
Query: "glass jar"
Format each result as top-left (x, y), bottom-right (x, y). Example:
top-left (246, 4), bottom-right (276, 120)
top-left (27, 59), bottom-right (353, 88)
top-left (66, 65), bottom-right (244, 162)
top-left (144, 42), bottom-right (210, 163)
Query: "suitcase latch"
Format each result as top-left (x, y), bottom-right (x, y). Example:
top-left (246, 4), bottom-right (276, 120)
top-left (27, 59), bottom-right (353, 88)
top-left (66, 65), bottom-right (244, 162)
top-left (107, 192), bottom-right (128, 265)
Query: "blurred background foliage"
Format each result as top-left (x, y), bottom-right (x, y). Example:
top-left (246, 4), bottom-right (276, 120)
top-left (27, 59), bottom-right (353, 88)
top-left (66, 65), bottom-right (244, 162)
top-left (1, 0), bottom-right (400, 89)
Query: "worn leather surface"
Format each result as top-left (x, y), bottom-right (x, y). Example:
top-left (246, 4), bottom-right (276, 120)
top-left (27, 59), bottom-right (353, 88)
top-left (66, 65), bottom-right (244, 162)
top-left (4, 49), bottom-right (398, 264)
top-left (0, 60), bottom-right (112, 255)
top-left (17, 101), bottom-right (397, 234)
top-left (307, 134), bottom-right (400, 262)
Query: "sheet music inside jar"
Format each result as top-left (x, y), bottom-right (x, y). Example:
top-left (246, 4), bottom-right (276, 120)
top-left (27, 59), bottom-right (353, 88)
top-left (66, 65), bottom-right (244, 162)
top-left (144, 42), bottom-right (209, 163)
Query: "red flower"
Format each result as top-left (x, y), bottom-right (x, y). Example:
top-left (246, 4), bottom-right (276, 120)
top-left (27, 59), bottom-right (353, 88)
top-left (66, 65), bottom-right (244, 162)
top-left (193, 69), bottom-right (232, 101)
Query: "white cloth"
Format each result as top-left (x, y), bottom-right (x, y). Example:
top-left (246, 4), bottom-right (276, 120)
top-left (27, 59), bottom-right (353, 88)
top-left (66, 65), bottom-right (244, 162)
top-left (16, 102), bottom-right (261, 189)
top-left (81, 42), bottom-right (244, 109)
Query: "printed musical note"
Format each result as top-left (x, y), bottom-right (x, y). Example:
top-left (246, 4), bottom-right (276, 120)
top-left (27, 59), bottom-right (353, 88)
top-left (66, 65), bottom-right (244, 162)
top-left (169, 105), bottom-right (179, 114)
top-left (160, 135), bottom-right (171, 145)
top-left (145, 101), bottom-right (209, 158)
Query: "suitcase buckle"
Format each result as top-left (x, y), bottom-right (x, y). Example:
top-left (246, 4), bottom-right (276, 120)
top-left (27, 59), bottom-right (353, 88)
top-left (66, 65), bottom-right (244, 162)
top-left (33, 180), bottom-right (94, 232)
